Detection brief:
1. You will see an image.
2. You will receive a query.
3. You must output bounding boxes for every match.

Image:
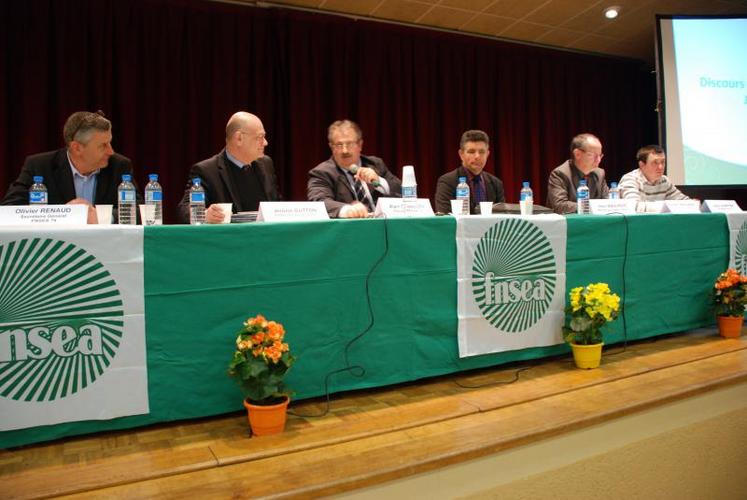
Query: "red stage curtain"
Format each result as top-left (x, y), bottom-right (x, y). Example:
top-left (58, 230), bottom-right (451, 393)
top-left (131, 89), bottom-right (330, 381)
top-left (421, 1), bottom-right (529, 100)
top-left (0, 0), bottom-right (656, 222)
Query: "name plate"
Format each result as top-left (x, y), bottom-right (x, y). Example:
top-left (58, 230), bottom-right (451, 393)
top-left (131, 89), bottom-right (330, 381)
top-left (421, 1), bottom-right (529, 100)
top-left (662, 200), bottom-right (701, 214)
top-left (256, 202), bottom-right (329, 222)
top-left (374, 198), bottom-right (434, 218)
top-left (701, 200), bottom-right (742, 213)
top-left (0, 205), bottom-right (88, 225)
top-left (589, 199), bottom-right (636, 215)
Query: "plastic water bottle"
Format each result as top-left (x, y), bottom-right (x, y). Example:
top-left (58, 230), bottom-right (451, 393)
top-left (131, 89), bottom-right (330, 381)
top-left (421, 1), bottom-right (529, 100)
top-left (577, 179), bottom-right (590, 215)
top-left (117, 174), bottom-right (137, 225)
top-left (608, 182), bottom-right (620, 200)
top-left (519, 181), bottom-right (533, 215)
top-left (144, 174), bottom-right (163, 225)
top-left (401, 165), bottom-right (417, 199)
top-left (456, 176), bottom-right (470, 215)
top-left (189, 177), bottom-right (206, 225)
top-left (29, 176), bottom-right (48, 205)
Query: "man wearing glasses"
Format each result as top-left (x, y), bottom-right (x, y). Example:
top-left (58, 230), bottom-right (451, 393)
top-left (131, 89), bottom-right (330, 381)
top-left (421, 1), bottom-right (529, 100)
top-left (546, 132), bottom-right (610, 214)
top-left (177, 111), bottom-right (281, 223)
top-left (1, 110), bottom-right (137, 222)
top-left (307, 119), bottom-right (401, 218)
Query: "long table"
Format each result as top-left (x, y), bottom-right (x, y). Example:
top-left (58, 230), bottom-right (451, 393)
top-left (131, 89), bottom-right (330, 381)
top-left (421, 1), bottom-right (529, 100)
top-left (0, 214), bottom-right (729, 448)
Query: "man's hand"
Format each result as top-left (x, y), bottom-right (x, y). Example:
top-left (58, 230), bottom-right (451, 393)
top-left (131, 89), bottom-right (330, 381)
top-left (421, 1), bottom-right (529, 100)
top-left (205, 204), bottom-right (228, 224)
top-left (355, 167), bottom-right (379, 185)
top-left (67, 198), bottom-right (97, 224)
top-left (340, 201), bottom-right (369, 219)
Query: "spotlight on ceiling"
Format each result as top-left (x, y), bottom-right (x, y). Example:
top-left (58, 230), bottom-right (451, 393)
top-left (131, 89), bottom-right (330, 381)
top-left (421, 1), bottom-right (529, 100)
top-left (604, 6), bottom-right (620, 19)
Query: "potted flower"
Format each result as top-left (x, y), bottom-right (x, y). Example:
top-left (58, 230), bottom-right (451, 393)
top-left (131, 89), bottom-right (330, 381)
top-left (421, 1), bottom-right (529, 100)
top-left (228, 314), bottom-right (295, 436)
top-left (712, 268), bottom-right (747, 338)
top-left (563, 283), bottom-right (621, 369)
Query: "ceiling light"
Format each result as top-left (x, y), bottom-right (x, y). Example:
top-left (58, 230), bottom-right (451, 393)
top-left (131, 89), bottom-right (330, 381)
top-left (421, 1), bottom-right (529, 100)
top-left (604, 6), bottom-right (620, 19)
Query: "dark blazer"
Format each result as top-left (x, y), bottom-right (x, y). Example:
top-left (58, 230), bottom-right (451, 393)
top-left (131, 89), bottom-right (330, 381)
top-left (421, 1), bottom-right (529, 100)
top-left (434, 166), bottom-right (505, 214)
top-left (307, 155), bottom-right (402, 218)
top-left (546, 159), bottom-right (609, 214)
top-left (1, 148), bottom-right (137, 206)
top-left (176, 150), bottom-right (281, 223)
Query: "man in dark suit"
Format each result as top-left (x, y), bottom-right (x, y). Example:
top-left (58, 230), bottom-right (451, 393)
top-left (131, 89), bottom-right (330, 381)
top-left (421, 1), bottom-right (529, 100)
top-left (1, 110), bottom-right (137, 223)
top-left (177, 111), bottom-right (281, 224)
top-left (546, 133), bottom-right (610, 214)
top-left (435, 130), bottom-right (505, 214)
top-left (307, 119), bottom-right (401, 218)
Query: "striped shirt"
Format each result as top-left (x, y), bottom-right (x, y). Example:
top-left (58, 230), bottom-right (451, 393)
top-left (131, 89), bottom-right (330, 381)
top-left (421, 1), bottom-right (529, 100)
top-left (618, 169), bottom-right (688, 201)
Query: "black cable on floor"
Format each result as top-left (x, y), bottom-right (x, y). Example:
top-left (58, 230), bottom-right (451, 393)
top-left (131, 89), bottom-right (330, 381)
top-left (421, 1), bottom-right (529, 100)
top-left (453, 364), bottom-right (533, 389)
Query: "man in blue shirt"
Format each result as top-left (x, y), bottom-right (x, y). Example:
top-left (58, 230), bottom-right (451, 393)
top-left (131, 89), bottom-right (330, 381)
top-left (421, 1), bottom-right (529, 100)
top-left (1, 110), bottom-right (138, 222)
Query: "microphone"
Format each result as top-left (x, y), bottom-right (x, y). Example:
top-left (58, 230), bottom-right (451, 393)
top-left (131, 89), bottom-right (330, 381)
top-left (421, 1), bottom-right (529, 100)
top-left (349, 164), bottom-right (380, 187)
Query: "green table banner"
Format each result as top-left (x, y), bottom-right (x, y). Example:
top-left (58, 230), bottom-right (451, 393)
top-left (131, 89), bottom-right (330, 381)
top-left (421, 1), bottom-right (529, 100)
top-left (0, 214), bottom-right (729, 448)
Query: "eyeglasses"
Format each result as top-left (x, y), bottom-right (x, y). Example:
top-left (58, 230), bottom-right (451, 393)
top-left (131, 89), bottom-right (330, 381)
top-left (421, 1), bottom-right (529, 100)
top-left (330, 141), bottom-right (360, 150)
top-left (240, 131), bottom-right (267, 142)
top-left (579, 149), bottom-right (604, 160)
top-left (70, 110), bottom-right (106, 143)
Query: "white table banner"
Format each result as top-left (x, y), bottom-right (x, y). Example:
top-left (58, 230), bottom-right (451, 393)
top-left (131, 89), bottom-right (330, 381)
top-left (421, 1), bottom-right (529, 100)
top-left (0, 226), bottom-right (148, 431)
top-left (456, 214), bottom-right (567, 357)
top-left (726, 212), bottom-right (747, 274)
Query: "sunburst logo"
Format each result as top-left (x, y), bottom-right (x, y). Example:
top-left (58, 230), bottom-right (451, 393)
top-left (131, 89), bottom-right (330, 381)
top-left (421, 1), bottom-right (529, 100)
top-left (0, 238), bottom-right (124, 402)
top-left (471, 218), bottom-right (557, 332)
top-left (736, 220), bottom-right (747, 275)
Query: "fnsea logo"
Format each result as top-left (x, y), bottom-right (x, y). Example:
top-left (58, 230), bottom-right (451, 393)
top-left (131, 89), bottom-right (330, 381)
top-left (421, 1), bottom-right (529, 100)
top-left (736, 220), bottom-right (747, 275)
top-left (471, 218), bottom-right (557, 332)
top-left (0, 238), bottom-right (124, 402)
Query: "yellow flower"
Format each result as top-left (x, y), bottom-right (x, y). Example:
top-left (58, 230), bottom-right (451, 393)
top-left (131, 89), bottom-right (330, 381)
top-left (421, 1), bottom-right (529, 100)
top-left (570, 287), bottom-right (583, 311)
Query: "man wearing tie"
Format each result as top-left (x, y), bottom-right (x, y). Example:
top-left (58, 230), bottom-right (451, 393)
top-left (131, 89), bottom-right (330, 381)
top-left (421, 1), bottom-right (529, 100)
top-left (307, 119), bottom-right (401, 218)
top-left (434, 130), bottom-right (505, 214)
top-left (177, 111), bottom-right (281, 223)
top-left (546, 133), bottom-right (610, 214)
top-left (1, 110), bottom-right (137, 223)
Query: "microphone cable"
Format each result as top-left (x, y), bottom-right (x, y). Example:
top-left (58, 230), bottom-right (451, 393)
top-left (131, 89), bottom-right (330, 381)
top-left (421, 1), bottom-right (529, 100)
top-left (289, 215), bottom-right (391, 418)
top-left (453, 363), bottom-right (534, 389)
top-left (603, 212), bottom-right (630, 357)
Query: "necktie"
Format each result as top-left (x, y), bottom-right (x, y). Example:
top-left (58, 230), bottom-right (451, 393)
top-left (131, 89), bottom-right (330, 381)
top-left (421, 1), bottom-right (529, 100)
top-left (473, 175), bottom-right (486, 204)
top-left (353, 177), bottom-right (372, 211)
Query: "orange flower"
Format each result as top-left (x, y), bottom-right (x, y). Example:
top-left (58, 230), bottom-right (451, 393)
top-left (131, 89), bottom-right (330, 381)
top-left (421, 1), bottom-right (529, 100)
top-left (246, 314), bottom-right (267, 327)
top-left (266, 321), bottom-right (285, 341)
top-left (251, 332), bottom-right (266, 345)
top-left (264, 346), bottom-right (282, 363)
top-left (252, 347), bottom-right (263, 357)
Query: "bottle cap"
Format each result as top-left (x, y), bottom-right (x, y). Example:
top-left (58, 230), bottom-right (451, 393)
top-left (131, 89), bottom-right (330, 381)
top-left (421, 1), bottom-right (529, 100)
top-left (610, 182), bottom-right (618, 188)
top-left (149, 174), bottom-right (158, 182)
top-left (579, 179), bottom-right (587, 186)
top-left (458, 176), bottom-right (466, 183)
top-left (122, 174), bottom-right (131, 182)
top-left (401, 165), bottom-right (416, 186)
top-left (193, 177), bottom-right (201, 186)
top-left (522, 181), bottom-right (530, 188)
top-left (33, 176), bottom-right (43, 183)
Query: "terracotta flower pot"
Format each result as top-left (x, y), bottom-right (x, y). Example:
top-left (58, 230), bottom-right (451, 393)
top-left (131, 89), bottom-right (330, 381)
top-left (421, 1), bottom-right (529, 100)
top-left (717, 315), bottom-right (744, 339)
top-left (570, 342), bottom-right (603, 369)
top-left (243, 396), bottom-right (290, 436)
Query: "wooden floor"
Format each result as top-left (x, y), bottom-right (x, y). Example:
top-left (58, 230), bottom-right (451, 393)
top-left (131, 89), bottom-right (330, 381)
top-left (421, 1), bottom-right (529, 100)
top-left (2, 328), bottom-right (747, 499)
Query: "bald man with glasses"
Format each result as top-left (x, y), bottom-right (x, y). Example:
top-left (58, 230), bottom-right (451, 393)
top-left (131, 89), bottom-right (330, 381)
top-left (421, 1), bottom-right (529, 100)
top-left (177, 111), bottom-right (281, 224)
top-left (307, 119), bottom-right (401, 218)
top-left (546, 132), bottom-right (610, 214)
